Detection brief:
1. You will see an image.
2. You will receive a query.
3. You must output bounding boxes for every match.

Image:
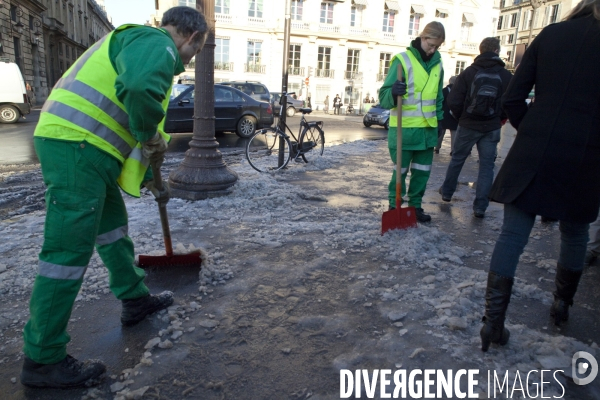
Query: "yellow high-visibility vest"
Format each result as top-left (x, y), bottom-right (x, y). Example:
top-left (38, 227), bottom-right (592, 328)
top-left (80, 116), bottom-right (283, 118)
top-left (389, 51), bottom-right (441, 128)
top-left (34, 24), bottom-right (171, 197)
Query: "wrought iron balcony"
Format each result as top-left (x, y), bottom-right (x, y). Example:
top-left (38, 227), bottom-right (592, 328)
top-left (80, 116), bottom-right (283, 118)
top-left (315, 69), bottom-right (334, 78)
top-left (288, 66), bottom-right (304, 76)
top-left (244, 63), bottom-right (266, 74)
top-left (215, 61), bottom-right (233, 71)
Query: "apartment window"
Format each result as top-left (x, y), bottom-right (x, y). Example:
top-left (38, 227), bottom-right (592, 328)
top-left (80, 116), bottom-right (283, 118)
top-left (178, 0), bottom-right (195, 6)
top-left (507, 34), bottom-right (514, 44)
top-left (292, 0), bottom-right (303, 20)
top-left (215, 38), bottom-right (230, 64)
top-left (13, 37), bottom-right (22, 73)
top-left (500, 0), bottom-right (506, 7)
top-left (318, 46), bottom-right (331, 70)
top-left (247, 41), bottom-right (262, 65)
top-left (461, 22), bottom-right (471, 42)
top-left (289, 44), bottom-right (301, 69)
top-left (523, 9), bottom-right (531, 29)
top-left (549, 4), bottom-right (560, 23)
top-left (435, 10), bottom-right (448, 18)
top-left (320, 2), bottom-right (334, 24)
top-left (10, 5), bottom-right (18, 22)
top-left (510, 13), bottom-right (517, 27)
top-left (497, 15), bottom-right (503, 30)
top-left (408, 13), bottom-right (420, 36)
top-left (66, 45), bottom-right (70, 59)
top-left (455, 61), bottom-right (466, 75)
top-left (216, 0), bottom-right (230, 14)
top-left (382, 11), bottom-right (395, 32)
top-left (379, 52), bottom-right (392, 77)
top-left (59, 42), bottom-right (63, 55)
top-left (347, 49), bottom-right (360, 73)
top-left (351, 6), bottom-right (364, 27)
top-left (248, 0), bottom-right (263, 18)
top-left (507, 51), bottom-right (512, 62)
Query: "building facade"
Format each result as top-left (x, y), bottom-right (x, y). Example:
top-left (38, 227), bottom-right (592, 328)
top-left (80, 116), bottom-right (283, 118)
top-left (40, 0), bottom-right (114, 101)
top-left (497, 0), bottom-right (576, 70)
top-left (151, 0), bottom-right (504, 108)
top-left (0, 0), bottom-right (47, 104)
top-left (0, 0), bottom-right (113, 105)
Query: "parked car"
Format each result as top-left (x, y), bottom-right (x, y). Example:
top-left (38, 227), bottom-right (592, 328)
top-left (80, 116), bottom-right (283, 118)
top-left (363, 103), bottom-right (390, 130)
top-left (270, 92), bottom-right (304, 117)
top-left (164, 84), bottom-right (274, 138)
top-left (218, 81), bottom-right (271, 103)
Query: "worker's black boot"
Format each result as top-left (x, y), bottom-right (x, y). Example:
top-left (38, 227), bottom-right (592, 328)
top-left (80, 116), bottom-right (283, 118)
top-left (480, 272), bottom-right (513, 352)
top-left (121, 291), bottom-right (174, 326)
top-left (550, 264), bottom-right (582, 326)
top-left (20, 355), bottom-right (105, 389)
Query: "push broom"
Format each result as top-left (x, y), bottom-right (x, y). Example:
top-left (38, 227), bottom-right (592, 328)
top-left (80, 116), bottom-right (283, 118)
top-left (381, 64), bottom-right (418, 234)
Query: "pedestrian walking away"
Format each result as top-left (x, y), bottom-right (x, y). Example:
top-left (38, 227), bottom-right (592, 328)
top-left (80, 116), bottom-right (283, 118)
top-left (439, 37), bottom-right (512, 218)
top-left (20, 6), bottom-right (209, 389)
top-left (333, 94), bottom-right (341, 115)
top-left (378, 21), bottom-right (446, 223)
top-left (434, 75), bottom-right (459, 154)
top-left (479, 0), bottom-right (600, 352)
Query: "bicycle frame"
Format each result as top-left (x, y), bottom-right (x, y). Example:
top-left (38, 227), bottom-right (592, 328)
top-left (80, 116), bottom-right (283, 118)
top-left (275, 92), bottom-right (306, 144)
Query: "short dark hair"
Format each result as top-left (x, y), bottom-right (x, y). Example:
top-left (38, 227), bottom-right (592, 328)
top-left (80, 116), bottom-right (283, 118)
top-left (161, 6), bottom-right (209, 46)
top-left (479, 37), bottom-right (500, 54)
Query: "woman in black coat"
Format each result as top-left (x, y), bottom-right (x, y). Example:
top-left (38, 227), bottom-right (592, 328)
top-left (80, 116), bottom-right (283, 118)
top-left (480, 0), bottom-right (600, 352)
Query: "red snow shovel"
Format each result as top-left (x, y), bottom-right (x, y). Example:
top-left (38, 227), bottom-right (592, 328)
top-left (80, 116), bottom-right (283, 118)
top-left (381, 65), bottom-right (418, 235)
top-left (138, 162), bottom-right (202, 269)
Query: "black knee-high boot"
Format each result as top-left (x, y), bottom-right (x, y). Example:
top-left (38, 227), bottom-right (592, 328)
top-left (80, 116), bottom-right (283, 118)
top-left (550, 263), bottom-right (583, 326)
top-left (480, 272), bottom-right (514, 352)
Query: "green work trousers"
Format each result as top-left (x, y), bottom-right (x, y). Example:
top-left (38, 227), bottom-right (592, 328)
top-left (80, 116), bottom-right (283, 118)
top-left (23, 138), bottom-right (149, 364)
top-left (388, 147), bottom-right (434, 208)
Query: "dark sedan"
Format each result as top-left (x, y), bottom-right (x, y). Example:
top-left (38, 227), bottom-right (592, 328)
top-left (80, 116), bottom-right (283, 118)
top-left (363, 103), bottom-right (390, 130)
top-left (164, 84), bottom-right (274, 138)
top-left (270, 92), bottom-right (304, 117)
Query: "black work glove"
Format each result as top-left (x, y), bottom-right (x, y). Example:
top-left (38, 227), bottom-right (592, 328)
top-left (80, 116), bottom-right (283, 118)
top-left (391, 80), bottom-right (407, 97)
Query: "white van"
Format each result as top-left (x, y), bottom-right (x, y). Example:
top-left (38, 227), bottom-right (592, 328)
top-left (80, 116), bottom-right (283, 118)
top-left (0, 62), bottom-right (31, 123)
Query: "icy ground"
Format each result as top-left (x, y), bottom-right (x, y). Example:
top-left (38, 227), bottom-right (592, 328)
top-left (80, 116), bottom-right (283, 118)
top-left (0, 140), bottom-right (598, 399)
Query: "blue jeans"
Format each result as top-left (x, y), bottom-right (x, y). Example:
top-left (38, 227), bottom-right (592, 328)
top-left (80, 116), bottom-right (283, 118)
top-left (440, 125), bottom-right (500, 212)
top-left (490, 203), bottom-right (590, 278)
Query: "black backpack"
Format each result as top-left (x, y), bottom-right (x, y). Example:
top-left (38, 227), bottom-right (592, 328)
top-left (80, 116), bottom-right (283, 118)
top-left (465, 66), bottom-right (503, 118)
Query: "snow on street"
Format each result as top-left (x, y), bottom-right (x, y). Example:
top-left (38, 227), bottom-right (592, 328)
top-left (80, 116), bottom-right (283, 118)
top-left (0, 139), bottom-right (598, 399)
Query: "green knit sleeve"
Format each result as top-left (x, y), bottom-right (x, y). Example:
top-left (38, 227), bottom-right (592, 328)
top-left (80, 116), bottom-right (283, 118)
top-left (111, 28), bottom-right (183, 143)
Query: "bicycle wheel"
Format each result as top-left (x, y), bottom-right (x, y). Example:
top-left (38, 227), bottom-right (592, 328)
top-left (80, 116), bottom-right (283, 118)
top-left (246, 128), bottom-right (292, 172)
top-left (299, 124), bottom-right (325, 163)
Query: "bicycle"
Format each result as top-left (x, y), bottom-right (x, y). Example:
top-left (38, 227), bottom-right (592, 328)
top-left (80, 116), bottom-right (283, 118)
top-left (246, 92), bottom-right (325, 173)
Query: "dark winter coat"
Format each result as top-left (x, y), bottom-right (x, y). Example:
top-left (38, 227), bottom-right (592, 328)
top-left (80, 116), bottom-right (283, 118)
top-left (441, 85), bottom-right (458, 130)
top-left (489, 16), bottom-right (600, 223)
top-left (447, 52), bottom-right (513, 132)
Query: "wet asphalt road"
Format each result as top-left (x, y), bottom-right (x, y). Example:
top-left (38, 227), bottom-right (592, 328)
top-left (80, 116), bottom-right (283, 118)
top-left (0, 110), bottom-right (390, 165)
top-left (0, 108), bottom-right (519, 166)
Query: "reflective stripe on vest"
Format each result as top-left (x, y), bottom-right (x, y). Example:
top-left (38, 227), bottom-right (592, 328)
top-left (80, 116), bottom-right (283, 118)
top-left (389, 51), bottom-right (441, 128)
top-left (34, 25), bottom-right (172, 198)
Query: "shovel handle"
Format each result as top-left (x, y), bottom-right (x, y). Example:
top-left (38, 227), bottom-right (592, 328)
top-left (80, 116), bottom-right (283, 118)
top-left (151, 162), bottom-right (173, 256)
top-left (395, 64), bottom-right (404, 209)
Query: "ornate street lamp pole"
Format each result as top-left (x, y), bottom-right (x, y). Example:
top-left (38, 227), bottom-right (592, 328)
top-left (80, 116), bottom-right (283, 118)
top-left (169, 0), bottom-right (238, 200)
top-left (528, 0), bottom-right (547, 47)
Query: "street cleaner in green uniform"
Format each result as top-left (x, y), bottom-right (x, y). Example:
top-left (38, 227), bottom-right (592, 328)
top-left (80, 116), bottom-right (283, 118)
top-left (379, 22), bottom-right (445, 222)
top-left (21, 7), bottom-right (209, 389)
